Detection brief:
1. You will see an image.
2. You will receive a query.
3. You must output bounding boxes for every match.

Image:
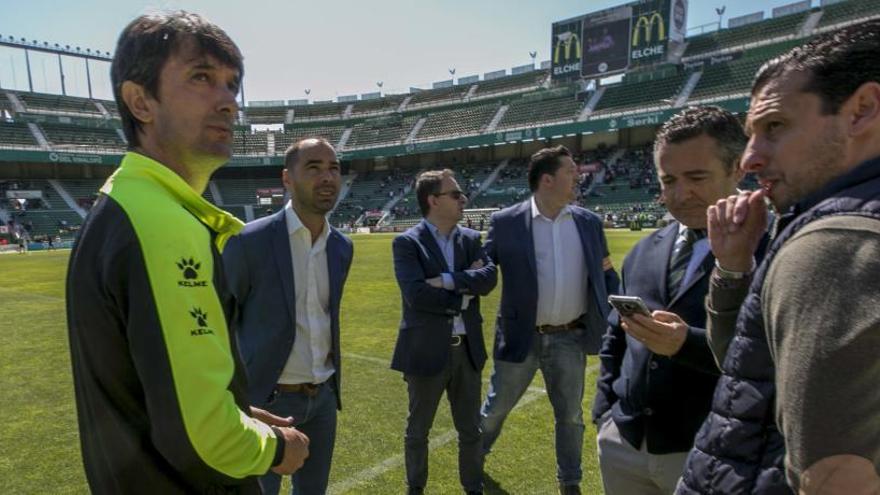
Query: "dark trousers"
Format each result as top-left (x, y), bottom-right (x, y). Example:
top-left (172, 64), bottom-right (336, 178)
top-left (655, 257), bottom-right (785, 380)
top-left (404, 342), bottom-right (483, 492)
top-left (259, 381), bottom-right (337, 495)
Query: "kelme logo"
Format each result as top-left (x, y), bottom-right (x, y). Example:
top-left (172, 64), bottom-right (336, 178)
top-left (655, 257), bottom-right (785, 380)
top-left (177, 257), bottom-right (208, 288)
top-left (189, 307), bottom-right (215, 336)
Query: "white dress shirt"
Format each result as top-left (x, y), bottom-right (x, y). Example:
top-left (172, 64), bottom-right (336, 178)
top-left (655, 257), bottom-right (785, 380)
top-left (531, 196), bottom-right (588, 326)
top-left (279, 200), bottom-right (335, 385)
top-left (425, 220), bottom-right (469, 336)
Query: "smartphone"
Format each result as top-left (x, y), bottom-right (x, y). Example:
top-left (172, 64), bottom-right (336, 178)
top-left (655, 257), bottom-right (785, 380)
top-left (608, 295), bottom-right (652, 317)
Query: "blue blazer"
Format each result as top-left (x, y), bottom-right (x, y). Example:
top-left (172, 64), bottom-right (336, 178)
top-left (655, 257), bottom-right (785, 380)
top-left (223, 210), bottom-right (353, 409)
top-left (484, 200), bottom-right (620, 362)
top-left (390, 220), bottom-right (498, 376)
top-left (592, 221), bottom-right (721, 454)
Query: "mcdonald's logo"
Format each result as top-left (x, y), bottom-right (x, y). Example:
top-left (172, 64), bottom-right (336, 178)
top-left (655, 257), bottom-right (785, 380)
top-left (554, 31), bottom-right (582, 64)
top-left (631, 12), bottom-right (666, 47)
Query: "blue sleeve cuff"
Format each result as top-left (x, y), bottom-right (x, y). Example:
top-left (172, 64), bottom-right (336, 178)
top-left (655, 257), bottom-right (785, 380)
top-left (441, 273), bottom-right (455, 291)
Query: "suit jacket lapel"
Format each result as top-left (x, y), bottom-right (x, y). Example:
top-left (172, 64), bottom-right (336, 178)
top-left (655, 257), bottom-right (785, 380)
top-left (572, 210), bottom-right (596, 270)
top-left (669, 241), bottom-right (714, 306)
top-left (416, 221), bottom-right (448, 272)
top-left (453, 229), bottom-right (467, 270)
top-left (655, 222), bottom-right (679, 305)
top-left (326, 230), bottom-right (343, 310)
top-left (519, 201), bottom-right (537, 278)
top-left (271, 210), bottom-right (297, 327)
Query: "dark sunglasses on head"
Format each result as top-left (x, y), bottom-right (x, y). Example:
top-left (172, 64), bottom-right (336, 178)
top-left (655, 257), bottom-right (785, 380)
top-left (434, 190), bottom-right (466, 200)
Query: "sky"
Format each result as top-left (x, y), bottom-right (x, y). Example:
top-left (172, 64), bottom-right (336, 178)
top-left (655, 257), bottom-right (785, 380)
top-left (0, 0), bottom-right (805, 103)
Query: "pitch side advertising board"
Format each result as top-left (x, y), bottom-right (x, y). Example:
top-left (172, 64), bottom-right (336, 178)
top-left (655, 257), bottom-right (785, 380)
top-left (551, 0), bottom-right (688, 80)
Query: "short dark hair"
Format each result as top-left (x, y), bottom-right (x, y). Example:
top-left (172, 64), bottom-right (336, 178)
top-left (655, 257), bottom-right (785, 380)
top-left (752, 19), bottom-right (880, 115)
top-left (111, 11), bottom-right (244, 148)
top-left (415, 169), bottom-right (454, 217)
top-left (653, 106), bottom-right (746, 172)
top-left (284, 138), bottom-right (334, 170)
top-left (528, 145), bottom-right (572, 192)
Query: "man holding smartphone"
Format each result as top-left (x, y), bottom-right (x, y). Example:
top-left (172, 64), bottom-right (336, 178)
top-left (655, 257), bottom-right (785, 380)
top-left (592, 106), bottom-right (760, 494)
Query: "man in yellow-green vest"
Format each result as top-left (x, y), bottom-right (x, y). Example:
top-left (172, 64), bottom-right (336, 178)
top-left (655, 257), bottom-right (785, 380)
top-left (66, 11), bottom-right (309, 493)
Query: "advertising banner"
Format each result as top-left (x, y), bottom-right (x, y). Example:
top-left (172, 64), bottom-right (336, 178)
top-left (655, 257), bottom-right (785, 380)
top-left (551, 17), bottom-right (584, 80)
top-left (630, 0), bottom-right (671, 66)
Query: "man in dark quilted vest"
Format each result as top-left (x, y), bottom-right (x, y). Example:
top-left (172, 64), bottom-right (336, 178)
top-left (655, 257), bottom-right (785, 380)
top-left (677, 19), bottom-right (880, 495)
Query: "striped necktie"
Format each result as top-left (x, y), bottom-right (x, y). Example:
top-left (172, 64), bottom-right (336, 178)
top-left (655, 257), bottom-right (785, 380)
top-left (667, 228), bottom-right (705, 296)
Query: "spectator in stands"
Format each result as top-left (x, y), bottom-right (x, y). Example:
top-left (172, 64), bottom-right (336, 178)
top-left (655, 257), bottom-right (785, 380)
top-left (593, 106), bottom-right (760, 495)
top-left (66, 11), bottom-right (308, 493)
top-left (224, 138), bottom-right (353, 495)
top-left (390, 169), bottom-right (497, 495)
top-left (480, 145), bottom-right (619, 495)
top-left (678, 20), bottom-right (880, 494)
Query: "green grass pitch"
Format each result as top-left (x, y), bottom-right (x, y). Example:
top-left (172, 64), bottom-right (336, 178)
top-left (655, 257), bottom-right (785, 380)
top-left (0, 229), bottom-right (650, 494)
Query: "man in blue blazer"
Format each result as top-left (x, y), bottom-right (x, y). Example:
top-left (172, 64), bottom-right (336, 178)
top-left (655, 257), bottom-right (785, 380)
top-left (224, 138), bottom-right (353, 495)
top-left (391, 169), bottom-right (498, 495)
top-left (592, 107), bottom-right (762, 494)
top-left (479, 146), bottom-right (620, 495)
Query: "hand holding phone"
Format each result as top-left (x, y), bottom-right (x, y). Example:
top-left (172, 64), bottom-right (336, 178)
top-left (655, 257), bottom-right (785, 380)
top-left (608, 295), bottom-right (651, 317)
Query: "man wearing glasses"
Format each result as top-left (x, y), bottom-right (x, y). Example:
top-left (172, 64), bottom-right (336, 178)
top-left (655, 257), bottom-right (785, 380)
top-left (391, 169), bottom-right (498, 495)
top-left (480, 146), bottom-right (619, 494)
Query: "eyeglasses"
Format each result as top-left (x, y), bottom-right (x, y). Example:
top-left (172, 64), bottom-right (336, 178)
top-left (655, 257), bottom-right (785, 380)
top-left (434, 190), bottom-right (466, 200)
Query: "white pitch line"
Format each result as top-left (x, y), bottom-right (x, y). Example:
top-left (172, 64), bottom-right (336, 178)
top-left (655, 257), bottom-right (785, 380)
top-left (0, 286), bottom-right (64, 303)
top-left (330, 357), bottom-right (598, 494)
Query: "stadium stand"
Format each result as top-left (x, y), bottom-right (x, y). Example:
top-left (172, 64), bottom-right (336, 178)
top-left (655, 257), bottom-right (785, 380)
top-left (351, 94), bottom-right (408, 117)
top-left (17, 91), bottom-right (104, 117)
top-left (817, 0), bottom-right (880, 28)
top-left (0, 121), bottom-right (39, 148)
top-left (592, 71), bottom-right (688, 115)
top-left (291, 102), bottom-right (348, 121)
top-left (214, 177), bottom-right (281, 206)
top-left (496, 94), bottom-right (582, 130)
top-left (687, 39), bottom-right (804, 102)
top-left (415, 102), bottom-right (501, 140)
top-left (244, 105), bottom-right (288, 125)
top-left (347, 114), bottom-right (420, 148)
top-left (232, 130), bottom-right (269, 155)
top-left (102, 100), bottom-right (121, 118)
top-left (469, 159), bottom-right (530, 209)
top-left (473, 70), bottom-right (549, 97)
top-left (62, 179), bottom-right (103, 207)
top-left (39, 123), bottom-right (126, 151)
top-left (275, 125), bottom-right (347, 149)
top-left (407, 85), bottom-right (470, 108)
top-left (683, 10), bottom-right (810, 58)
top-left (6, 3), bottom-right (880, 236)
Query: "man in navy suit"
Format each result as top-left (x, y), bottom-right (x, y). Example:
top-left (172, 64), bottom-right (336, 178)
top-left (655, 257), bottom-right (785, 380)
top-left (479, 146), bottom-right (620, 495)
top-left (391, 169), bottom-right (498, 495)
top-left (224, 138), bottom-right (354, 495)
top-left (592, 106), bottom-right (752, 494)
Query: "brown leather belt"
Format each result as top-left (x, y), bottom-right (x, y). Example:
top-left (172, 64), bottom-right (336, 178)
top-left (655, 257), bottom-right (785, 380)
top-left (276, 383), bottom-right (321, 397)
top-left (536, 316), bottom-right (583, 335)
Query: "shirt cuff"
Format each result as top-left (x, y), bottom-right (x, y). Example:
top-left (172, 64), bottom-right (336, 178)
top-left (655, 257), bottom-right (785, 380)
top-left (441, 273), bottom-right (455, 291)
